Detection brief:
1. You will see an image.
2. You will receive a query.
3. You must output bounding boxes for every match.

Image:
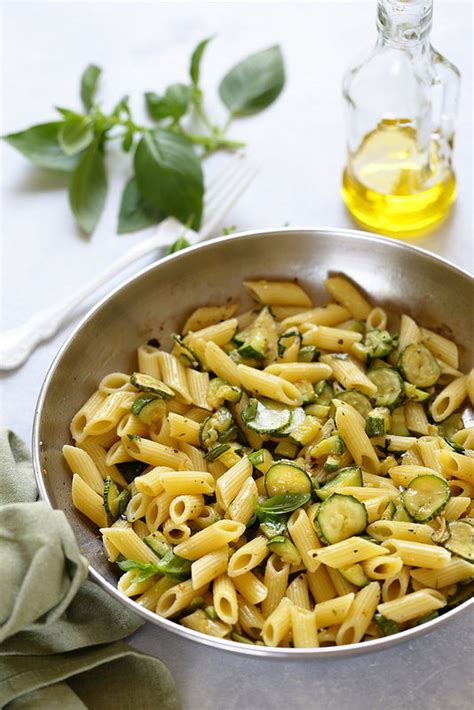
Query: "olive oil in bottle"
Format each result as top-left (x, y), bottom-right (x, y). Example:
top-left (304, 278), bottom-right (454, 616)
top-left (342, 1), bottom-right (460, 238)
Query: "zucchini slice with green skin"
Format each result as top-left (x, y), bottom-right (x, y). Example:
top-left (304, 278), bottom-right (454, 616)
top-left (237, 306), bottom-right (278, 363)
top-left (390, 406), bottom-right (410, 436)
top-left (298, 345), bottom-right (320, 362)
top-left (172, 333), bottom-right (200, 368)
top-left (203, 444), bottom-right (231, 461)
top-left (200, 407), bottom-right (238, 450)
top-left (130, 373), bottom-right (175, 399)
top-left (247, 448), bottom-right (274, 473)
top-left (338, 563), bottom-right (370, 587)
top-left (381, 500), bottom-right (396, 520)
top-left (314, 380), bottom-right (335, 406)
top-left (145, 531), bottom-right (172, 557)
top-left (316, 466), bottom-right (363, 500)
top-left (323, 454), bottom-right (343, 473)
top-left (131, 395), bottom-right (167, 424)
top-left (367, 368), bottom-right (405, 409)
top-left (442, 521), bottom-right (474, 562)
top-left (103, 476), bottom-right (128, 521)
top-left (437, 413), bottom-right (464, 439)
top-left (207, 377), bottom-right (242, 409)
top-left (363, 329), bottom-right (395, 358)
top-left (265, 460), bottom-right (312, 497)
top-left (365, 407), bottom-right (391, 437)
top-left (398, 343), bottom-right (441, 388)
top-left (246, 398), bottom-right (292, 435)
top-left (311, 433), bottom-right (345, 458)
top-left (276, 406), bottom-right (306, 438)
top-left (267, 535), bottom-right (302, 565)
top-left (403, 382), bottom-right (430, 402)
top-left (277, 329), bottom-right (301, 358)
top-left (336, 389), bottom-right (373, 417)
top-left (401, 474), bottom-right (451, 522)
top-left (293, 380), bottom-right (317, 403)
top-left (315, 493), bottom-right (368, 544)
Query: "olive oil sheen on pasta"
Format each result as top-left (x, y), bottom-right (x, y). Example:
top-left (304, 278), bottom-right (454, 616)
top-left (341, 0), bottom-right (460, 238)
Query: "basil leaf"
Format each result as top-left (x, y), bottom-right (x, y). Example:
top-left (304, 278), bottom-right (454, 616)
top-left (134, 129), bottom-right (203, 229)
top-left (80, 64), bottom-right (101, 111)
top-left (145, 83), bottom-right (191, 122)
top-left (2, 122), bottom-right (79, 171)
top-left (112, 95), bottom-right (131, 119)
top-left (190, 36), bottom-right (214, 86)
top-left (117, 559), bottom-right (160, 583)
top-left (257, 492), bottom-right (310, 515)
top-left (58, 116), bottom-right (94, 156)
top-left (219, 45), bottom-right (285, 116)
top-left (117, 176), bottom-right (165, 234)
top-left (68, 136), bottom-right (107, 234)
top-left (167, 235), bottom-right (191, 254)
top-left (156, 550), bottom-right (192, 581)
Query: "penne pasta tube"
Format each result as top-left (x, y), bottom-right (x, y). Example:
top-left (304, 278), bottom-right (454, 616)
top-left (420, 327), bottom-right (459, 369)
top-left (233, 571), bottom-right (268, 606)
top-left (381, 539), bottom-right (451, 569)
top-left (238, 595), bottom-right (266, 638)
top-left (156, 579), bottom-right (208, 618)
top-left (287, 508), bottom-right (322, 573)
top-left (160, 470), bottom-right (215, 496)
top-left (335, 402), bottom-right (380, 473)
top-left (135, 466), bottom-right (170, 497)
top-left (381, 565), bottom-right (411, 603)
top-left (410, 558), bottom-right (474, 588)
top-left (313, 537), bottom-right (389, 568)
top-left (244, 280), bottom-right (312, 308)
top-left (124, 436), bottom-right (191, 470)
top-left (183, 304), bottom-right (240, 334)
top-left (63, 445), bottom-right (104, 494)
top-left (367, 521), bottom-right (436, 545)
top-left (237, 365), bottom-right (303, 406)
top-left (336, 582), bottom-right (380, 646)
top-left (137, 345), bottom-right (161, 379)
top-left (261, 596), bottom-right (293, 647)
top-left (302, 326), bottom-right (363, 353)
top-left (314, 592), bottom-right (355, 628)
top-left (72, 474), bottom-right (108, 528)
top-left (191, 546), bottom-right (229, 589)
top-left (323, 276), bottom-right (371, 319)
top-left (215, 457), bottom-right (252, 509)
top-left (377, 589), bottom-right (446, 624)
top-left (280, 303), bottom-right (350, 329)
top-left (321, 355), bottom-right (376, 396)
top-left (213, 573), bottom-right (238, 624)
top-left (174, 520), bottom-right (245, 560)
top-left (264, 362), bottom-right (332, 383)
top-left (291, 606), bottom-right (319, 648)
top-left (228, 536), bottom-right (270, 578)
top-left (431, 376), bottom-right (468, 422)
top-left (262, 553), bottom-right (290, 617)
top-left (437, 450), bottom-right (474, 484)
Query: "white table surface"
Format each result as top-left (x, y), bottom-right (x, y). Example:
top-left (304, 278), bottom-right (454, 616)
top-left (1, 2), bottom-right (473, 709)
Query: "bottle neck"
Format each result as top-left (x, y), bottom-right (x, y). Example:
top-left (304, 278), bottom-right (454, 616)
top-left (376, 0), bottom-right (433, 47)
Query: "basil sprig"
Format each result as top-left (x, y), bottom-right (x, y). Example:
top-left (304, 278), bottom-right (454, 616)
top-left (256, 492), bottom-right (311, 515)
top-left (3, 41), bottom-right (285, 237)
top-left (118, 550), bottom-right (191, 583)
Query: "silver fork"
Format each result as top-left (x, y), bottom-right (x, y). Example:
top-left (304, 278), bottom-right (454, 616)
top-left (0, 153), bottom-right (258, 371)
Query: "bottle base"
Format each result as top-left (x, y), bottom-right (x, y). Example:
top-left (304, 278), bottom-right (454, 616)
top-left (341, 169), bottom-right (457, 239)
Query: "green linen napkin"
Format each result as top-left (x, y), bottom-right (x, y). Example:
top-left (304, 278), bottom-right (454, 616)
top-left (0, 428), bottom-right (180, 709)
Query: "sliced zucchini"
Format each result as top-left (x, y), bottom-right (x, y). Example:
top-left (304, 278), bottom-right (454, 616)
top-left (274, 441), bottom-right (299, 459)
top-left (392, 499), bottom-right (412, 522)
top-left (323, 454), bottom-right (343, 473)
top-left (265, 460), bottom-right (312, 497)
top-left (363, 329), bottom-right (395, 358)
top-left (367, 368), bottom-right (404, 409)
top-left (259, 514), bottom-right (288, 539)
top-left (206, 377), bottom-right (242, 409)
top-left (227, 348), bottom-right (261, 369)
top-left (245, 398), bottom-right (292, 435)
top-left (277, 328), bottom-right (301, 358)
top-left (298, 345), bottom-right (320, 362)
top-left (131, 395), bottom-right (167, 424)
top-left (365, 407), bottom-right (391, 437)
top-left (315, 493), bottom-right (368, 544)
top-left (200, 407), bottom-right (238, 450)
top-left (117, 460), bottom-right (148, 483)
top-left (314, 380), bottom-right (334, 406)
top-left (172, 333), bottom-right (200, 368)
top-left (276, 407), bottom-right (306, 438)
top-left (293, 380), bottom-right (317, 404)
top-left (375, 614), bottom-right (401, 637)
top-left (391, 406), bottom-right (410, 436)
top-left (311, 433), bottom-right (344, 458)
top-left (403, 382), bottom-right (430, 402)
top-left (145, 531), bottom-right (172, 557)
top-left (401, 474), bottom-right (451, 522)
top-left (437, 413), bottom-right (464, 439)
top-left (247, 448), bottom-right (274, 473)
top-left (103, 476), bottom-right (128, 521)
top-left (267, 535), bottom-right (302, 565)
top-left (316, 466), bottom-right (363, 500)
top-left (130, 373), bottom-right (175, 399)
top-left (340, 319), bottom-right (366, 334)
top-left (237, 306), bottom-right (277, 363)
top-left (339, 563), bottom-right (370, 587)
top-left (442, 520), bottom-right (474, 562)
top-left (398, 343), bottom-right (441, 388)
top-left (204, 444), bottom-right (231, 461)
top-left (304, 403), bottom-right (330, 420)
top-left (381, 500), bottom-right (396, 520)
top-left (336, 389), bottom-right (372, 417)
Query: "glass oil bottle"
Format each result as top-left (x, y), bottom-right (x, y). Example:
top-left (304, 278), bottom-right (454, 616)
top-left (342, 0), bottom-right (460, 238)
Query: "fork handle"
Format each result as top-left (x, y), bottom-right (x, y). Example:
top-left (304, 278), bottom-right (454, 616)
top-left (0, 222), bottom-right (186, 371)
